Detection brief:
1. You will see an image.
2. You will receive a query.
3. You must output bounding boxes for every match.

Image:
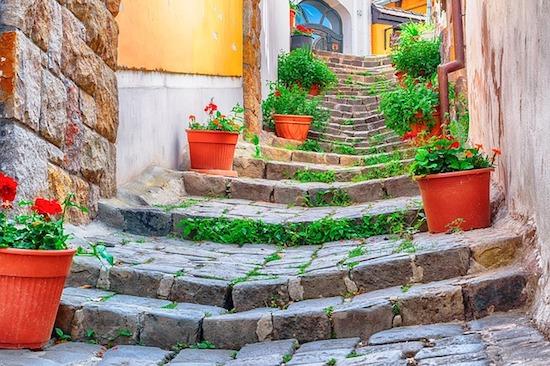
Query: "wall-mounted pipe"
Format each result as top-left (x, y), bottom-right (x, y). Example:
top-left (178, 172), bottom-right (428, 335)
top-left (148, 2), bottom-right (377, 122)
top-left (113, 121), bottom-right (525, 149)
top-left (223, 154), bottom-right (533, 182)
top-left (438, 0), bottom-right (465, 125)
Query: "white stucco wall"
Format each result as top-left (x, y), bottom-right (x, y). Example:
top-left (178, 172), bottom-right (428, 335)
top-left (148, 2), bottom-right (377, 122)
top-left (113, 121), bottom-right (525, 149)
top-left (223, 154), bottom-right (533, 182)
top-left (116, 71), bottom-right (243, 185)
top-left (464, 0), bottom-right (550, 332)
top-left (260, 0), bottom-right (291, 98)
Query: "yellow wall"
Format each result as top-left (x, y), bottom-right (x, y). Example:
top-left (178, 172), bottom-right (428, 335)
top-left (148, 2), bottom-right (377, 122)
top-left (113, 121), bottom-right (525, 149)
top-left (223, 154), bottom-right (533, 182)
top-left (117, 0), bottom-right (243, 77)
top-left (387, 0), bottom-right (427, 14)
top-left (372, 0), bottom-right (428, 54)
top-left (371, 23), bottom-right (394, 55)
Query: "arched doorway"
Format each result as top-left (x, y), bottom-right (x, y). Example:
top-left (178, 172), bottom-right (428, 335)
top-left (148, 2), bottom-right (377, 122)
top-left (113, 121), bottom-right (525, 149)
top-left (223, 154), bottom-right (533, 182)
top-left (296, 0), bottom-right (344, 53)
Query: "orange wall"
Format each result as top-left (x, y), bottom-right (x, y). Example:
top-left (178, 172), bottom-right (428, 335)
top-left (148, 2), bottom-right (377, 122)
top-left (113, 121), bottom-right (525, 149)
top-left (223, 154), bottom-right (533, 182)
top-left (388, 0), bottom-right (427, 14)
top-left (117, 0), bottom-right (243, 77)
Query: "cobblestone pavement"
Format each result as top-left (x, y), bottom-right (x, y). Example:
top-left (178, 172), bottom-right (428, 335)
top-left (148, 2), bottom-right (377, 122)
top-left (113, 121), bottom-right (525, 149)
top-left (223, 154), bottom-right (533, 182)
top-left (1, 312), bottom-right (548, 366)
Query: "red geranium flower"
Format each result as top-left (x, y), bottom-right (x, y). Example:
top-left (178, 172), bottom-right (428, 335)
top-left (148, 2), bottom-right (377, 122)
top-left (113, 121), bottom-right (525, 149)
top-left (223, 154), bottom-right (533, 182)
top-left (475, 144), bottom-right (483, 150)
top-left (465, 150), bottom-right (474, 158)
top-left (0, 173), bottom-right (17, 204)
top-left (492, 148), bottom-right (502, 156)
top-left (204, 100), bottom-right (218, 115)
top-left (32, 198), bottom-right (63, 217)
top-left (188, 115), bottom-right (196, 122)
top-left (450, 141), bottom-right (460, 149)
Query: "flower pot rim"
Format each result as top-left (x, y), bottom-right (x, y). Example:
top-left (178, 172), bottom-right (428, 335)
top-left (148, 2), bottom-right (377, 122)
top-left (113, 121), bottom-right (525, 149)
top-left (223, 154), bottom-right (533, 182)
top-left (415, 167), bottom-right (494, 181)
top-left (291, 34), bottom-right (314, 39)
top-left (0, 247), bottom-right (76, 256)
top-left (186, 129), bottom-right (239, 135)
top-left (272, 113), bottom-right (313, 119)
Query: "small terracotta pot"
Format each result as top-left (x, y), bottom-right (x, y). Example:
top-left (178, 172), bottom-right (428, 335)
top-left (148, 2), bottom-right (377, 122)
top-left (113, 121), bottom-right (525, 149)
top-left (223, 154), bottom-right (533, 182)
top-left (0, 248), bottom-right (76, 349)
top-left (416, 168), bottom-right (493, 233)
top-left (309, 84), bottom-right (321, 96)
top-left (273, 114), bottom-right (313, 141)
top-left (187, 130), bottom-right (239, 171)
top-left (290, 9), bottom-right (296, 29)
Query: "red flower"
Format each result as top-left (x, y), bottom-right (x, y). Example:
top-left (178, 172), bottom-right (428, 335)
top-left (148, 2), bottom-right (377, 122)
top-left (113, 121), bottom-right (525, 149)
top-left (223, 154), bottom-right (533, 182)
top-left (475, 144), bottom-right (483, 150)
top-left (204, 100), bottom-right (218, 115)
top-left (450, 141), bottom-right (460, 149)
top-left (188, 115), bottom-right (196, 122)
top-left (274, 90), bottom-right (282, 97)
top-left (0, 173), bottom-right (17, 204)
top-left (465, 151), bottom-right (474, 158)
top-left (492, 148), bottom-right (502, 156)
top-left (295, 25), bottom-right (313, 35)
top-left (32, 198), bottom-right (63, 217)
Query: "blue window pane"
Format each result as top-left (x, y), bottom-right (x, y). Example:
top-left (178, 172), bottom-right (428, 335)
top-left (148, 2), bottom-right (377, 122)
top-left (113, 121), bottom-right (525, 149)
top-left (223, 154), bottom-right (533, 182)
top-left (301, 4), bottom-right (323, 24)
top-left (322, 17), bottom-right (332, 29)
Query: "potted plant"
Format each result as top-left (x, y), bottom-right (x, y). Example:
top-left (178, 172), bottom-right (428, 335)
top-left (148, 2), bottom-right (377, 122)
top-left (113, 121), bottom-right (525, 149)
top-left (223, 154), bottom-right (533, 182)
top-left (379, 81), bottom-right (441, 142)
top-left (0, 174), bottom-right (86, 349)
top-left (186, 100), bottom-right (244, 176)
top-left (291, 25), bottom-right (314, 50)
top-left (391, 22), bottom-right (441, 81)
top-left (409, 137), bottom-right (501, 233)
top-left (278, 48), bottom-right (337, 96)
top-left (262, 84), bottom-right (326, 141)
top-left (289, 1), bottom-right (299, 29)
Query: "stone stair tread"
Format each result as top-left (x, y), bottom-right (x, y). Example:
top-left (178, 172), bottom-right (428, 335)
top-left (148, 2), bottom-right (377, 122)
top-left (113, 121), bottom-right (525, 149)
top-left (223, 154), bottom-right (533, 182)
top-left (66, 221), bottom-right (522, 316)
top-left (10, 312), bottom-right (549, 365)
top-left (201, 266), bottom-right (529, 348)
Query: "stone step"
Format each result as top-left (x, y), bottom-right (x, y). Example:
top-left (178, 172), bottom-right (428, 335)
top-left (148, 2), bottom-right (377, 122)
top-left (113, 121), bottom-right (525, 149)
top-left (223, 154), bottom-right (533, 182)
top-left (323, 124), bottom-right (390, 137)
top-left (67, 223), bottom-right (522, 314)
top-left (201, 266), bottom-right (529, 349)
top-left (259, 144), bottom-right (416, 167)
top-left (314, 139), bottom-right (406, 155)
top-left (314, 49), bottom-right (391, 63)
top-left (98, 194), bottom-right (423, 237)
top-left (14, 312), bottom-right (550, 364)
top-left (181, 172), bottom-right (418, 206)
top-left (322, 100), bottom-right (380, 113)
top-left (233, 155), bottom-right (412, 182)
top-left (328, 108), bottom-right (382, 120)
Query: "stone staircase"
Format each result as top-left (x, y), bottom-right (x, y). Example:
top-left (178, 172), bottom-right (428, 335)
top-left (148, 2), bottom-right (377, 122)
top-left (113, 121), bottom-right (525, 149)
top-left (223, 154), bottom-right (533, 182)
top-left (309, 50), bottom-right (401, 156)
top-left (23, 51), bottom-right (547, 366)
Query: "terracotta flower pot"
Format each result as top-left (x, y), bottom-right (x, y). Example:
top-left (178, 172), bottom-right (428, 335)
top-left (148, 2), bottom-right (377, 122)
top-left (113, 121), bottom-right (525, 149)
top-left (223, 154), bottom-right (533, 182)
top-left (290, 9), bottom-right (296, 29)
top-left (0, 248), bottom-right (76, 349)
top-left (309, 84), bottom-right (321, 96)
top-left (186, 129), bottom-right (239, 172)
top-left (416, 168), bottom-right (493, 233)
top-left (273, 114), bottom-right (313, 141)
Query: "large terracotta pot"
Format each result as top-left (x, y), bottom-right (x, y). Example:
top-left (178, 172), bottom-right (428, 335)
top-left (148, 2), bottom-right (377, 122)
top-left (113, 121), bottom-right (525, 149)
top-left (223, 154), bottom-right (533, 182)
top-left (273, 114), bottom-right (313, 141)
top-left (290, 9), bottom-right (296, 29)
top-left (186, 129), bottom-right (239, 171)
top-left (416, 168), bottom-right (493, 233)
top-left (0, 248), bottom-right (75, 349)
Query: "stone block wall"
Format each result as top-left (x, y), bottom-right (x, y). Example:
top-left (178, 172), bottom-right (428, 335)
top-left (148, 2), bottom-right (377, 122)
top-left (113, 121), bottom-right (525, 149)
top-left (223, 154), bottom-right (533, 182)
top-left (0, 0), bottom-right (120, 222)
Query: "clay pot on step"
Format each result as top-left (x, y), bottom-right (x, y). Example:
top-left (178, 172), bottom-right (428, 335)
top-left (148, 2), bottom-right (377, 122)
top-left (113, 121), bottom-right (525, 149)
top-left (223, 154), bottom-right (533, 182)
top-left (0, 248), bottom-right (76, 349)
top-left (273, 114), bottom-right (313, 141)
top-left (416, 168), bottom-right (493, 233)
top-left (186, 130), bottom-right (239, 172)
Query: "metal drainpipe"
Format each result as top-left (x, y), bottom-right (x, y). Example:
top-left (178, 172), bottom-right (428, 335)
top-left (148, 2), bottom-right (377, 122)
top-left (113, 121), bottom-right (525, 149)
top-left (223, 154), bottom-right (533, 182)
top-left (438, 0), bottom-right (465, 125)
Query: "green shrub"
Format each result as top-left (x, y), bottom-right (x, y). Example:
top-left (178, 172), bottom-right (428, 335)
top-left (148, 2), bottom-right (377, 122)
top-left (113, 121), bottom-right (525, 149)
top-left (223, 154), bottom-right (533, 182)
top-left (379, 81), bottom-right (439, 136)
top-left (262, 84), bottom-right (329, 131)
top-left (299, 139), bottom-right (324, 152)
top-left (392, 22), bottom-right (441, 79)
top-left (278, 48), bottom-right (337, 91)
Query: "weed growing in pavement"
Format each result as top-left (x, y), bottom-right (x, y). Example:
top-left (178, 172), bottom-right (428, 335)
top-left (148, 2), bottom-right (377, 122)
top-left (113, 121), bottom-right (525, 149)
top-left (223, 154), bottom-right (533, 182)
top-left (342, 119), bottom-right (355, 126)
top-left (369, 133), bottom-right (386, 145)
top-left (394, 239), bottom-right (417, 254)
top-left (304, 189), bottom-right (352, 207)
top-left (55, 328), bottom-right (71, 342)
top-left (283, 354), bottom-right (293, 363)
top-left (351, 161), bottom-right (406, 182)
top-left (154, 199), bottom-right (200, 212)
top-left (391, 302), bottom-right (402, 316)
top-left (294, 170), bottom-right (336, 183)
top-left (324, 306), bottom-right (335, 317)
top-left (362, 151), bottom-right (404, 166)
top-left (191, 341), bottom-right (216, 350)
top-left (327, 358), bottom-right (337, 366)
top-left (177, 210), bottom-right (423, 246)
top-left (299, 139), bottom-right (324, 153)
top-left (348, 246), bottom-right (367, 259)
top-left (401, 284), bottom-right (412, 293)
top-left (161, 302), bottom-right (178, 310)
top-left (347, 350), bottom-right (360, 358)
top-left (333, 143), bottom-right (358, 155)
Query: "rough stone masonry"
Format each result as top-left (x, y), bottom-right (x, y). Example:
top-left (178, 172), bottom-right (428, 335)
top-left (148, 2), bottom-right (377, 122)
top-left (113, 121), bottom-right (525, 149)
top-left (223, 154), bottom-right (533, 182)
top-left (0, 0), bottom-right (121, 222)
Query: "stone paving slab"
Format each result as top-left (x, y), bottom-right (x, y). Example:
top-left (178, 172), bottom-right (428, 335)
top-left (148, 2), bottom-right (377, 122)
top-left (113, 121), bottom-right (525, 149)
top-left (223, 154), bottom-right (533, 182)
top-left (4, 312), bottom-right (550, 365)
